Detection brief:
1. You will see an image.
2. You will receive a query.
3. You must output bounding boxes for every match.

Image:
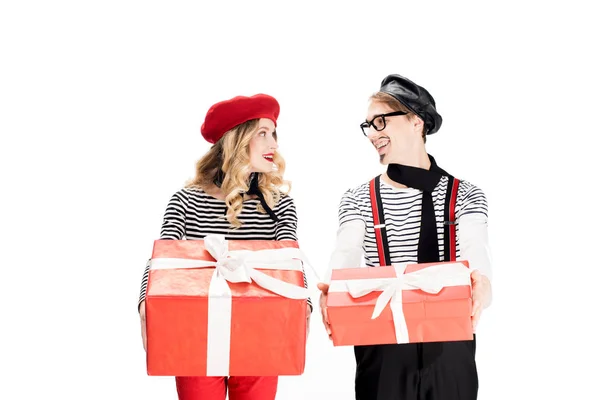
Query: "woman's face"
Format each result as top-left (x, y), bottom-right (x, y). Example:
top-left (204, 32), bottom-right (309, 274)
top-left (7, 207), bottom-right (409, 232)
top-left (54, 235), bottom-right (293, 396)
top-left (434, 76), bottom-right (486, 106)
top-left (248, 118), bottom-right (278, 173)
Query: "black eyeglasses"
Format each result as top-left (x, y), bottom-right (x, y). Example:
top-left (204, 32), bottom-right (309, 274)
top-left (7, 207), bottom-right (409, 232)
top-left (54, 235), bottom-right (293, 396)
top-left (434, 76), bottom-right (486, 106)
top-left (360, 111), bottom-right (408, 136)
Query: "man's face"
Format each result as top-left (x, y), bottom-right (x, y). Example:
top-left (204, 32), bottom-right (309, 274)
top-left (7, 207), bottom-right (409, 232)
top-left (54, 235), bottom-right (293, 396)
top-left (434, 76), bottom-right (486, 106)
top-left (365, 100), bottom-right (413, 164)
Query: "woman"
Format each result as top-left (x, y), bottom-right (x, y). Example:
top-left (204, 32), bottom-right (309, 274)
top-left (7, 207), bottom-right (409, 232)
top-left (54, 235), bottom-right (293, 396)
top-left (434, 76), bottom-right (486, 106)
top-left (138, 93), bottom-right (312, 400)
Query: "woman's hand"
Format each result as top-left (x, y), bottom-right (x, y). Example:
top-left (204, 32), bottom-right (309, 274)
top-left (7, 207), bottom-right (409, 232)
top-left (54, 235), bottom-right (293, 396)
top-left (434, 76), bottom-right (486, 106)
top-left (139, 301), bottom-right (147, 352)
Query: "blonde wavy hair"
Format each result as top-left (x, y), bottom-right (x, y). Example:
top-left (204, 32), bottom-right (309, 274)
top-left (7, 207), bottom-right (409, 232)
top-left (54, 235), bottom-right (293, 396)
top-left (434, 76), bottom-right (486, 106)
top-left (186, 119), bottom-right (290, 228)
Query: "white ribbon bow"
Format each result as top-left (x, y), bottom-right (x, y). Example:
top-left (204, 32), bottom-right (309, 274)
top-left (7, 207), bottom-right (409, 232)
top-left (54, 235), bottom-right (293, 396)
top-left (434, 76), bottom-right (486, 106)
top-left (206, 234), bottom-right (251, 283)
top-left (344, 262), bottom-right (471, 343)
top-left (207, 234), bottom-right (311, 299)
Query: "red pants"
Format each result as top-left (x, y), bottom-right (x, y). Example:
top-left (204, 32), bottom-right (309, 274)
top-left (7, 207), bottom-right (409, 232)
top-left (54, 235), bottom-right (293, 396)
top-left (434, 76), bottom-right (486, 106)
top-left (175, 376), bottom-right (278, 400)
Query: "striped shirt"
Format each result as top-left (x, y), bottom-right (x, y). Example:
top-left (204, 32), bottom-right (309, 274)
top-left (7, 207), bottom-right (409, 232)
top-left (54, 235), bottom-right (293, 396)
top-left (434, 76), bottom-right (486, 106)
top-left (338, 176), bottom-right (488, 267)
top-left (138, 187), bottom-right (312, 310)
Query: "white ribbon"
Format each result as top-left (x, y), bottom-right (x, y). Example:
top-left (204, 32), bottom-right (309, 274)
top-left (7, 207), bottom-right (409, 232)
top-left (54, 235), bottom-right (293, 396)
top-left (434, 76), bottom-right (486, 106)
top-left (149, 234), bottom-right (310, 376)
top-left (334, 262), bottom-right (471, 344)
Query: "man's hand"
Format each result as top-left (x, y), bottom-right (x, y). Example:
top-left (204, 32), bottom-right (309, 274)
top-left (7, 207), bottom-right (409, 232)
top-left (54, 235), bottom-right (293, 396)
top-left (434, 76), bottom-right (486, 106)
top-left (471, 269), bottom-right (491, 331)
top-left (317, 283), bottom-right (332, 340)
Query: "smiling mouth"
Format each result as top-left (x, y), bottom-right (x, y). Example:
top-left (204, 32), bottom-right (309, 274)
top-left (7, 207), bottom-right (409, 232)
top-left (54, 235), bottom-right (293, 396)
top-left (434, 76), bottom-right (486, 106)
top-left (374, 138), bottom-right (390, 153)
top-left (263, 154), bottom-right (274, 162)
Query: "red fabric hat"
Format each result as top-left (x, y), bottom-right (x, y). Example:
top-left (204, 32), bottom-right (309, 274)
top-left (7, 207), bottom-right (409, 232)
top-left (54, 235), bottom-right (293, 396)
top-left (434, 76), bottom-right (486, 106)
top-left (200, 94), bottom-right (280, 144)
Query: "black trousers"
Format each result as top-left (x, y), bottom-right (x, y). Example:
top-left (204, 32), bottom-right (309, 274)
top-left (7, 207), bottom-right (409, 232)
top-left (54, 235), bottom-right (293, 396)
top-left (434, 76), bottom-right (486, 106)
top-left (354, 336), bottom-right (478, 400)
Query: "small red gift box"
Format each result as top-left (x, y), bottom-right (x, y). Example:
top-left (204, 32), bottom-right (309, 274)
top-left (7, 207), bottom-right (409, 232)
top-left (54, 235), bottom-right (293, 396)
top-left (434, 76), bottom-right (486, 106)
top-left (327, 261), bottom-right (473, 346)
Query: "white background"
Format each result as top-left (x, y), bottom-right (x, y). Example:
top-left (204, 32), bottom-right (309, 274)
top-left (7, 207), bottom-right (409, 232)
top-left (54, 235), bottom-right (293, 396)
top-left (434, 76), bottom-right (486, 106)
top-left (1, 1), bottom-right (599, 399)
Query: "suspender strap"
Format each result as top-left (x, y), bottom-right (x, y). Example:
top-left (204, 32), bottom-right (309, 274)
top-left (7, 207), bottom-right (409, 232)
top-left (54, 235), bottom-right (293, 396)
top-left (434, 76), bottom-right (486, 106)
top-left (443, 177), bottom-right (460, 261)
top-left (370, 175), bottom-right (461, 265)
top-left (369, 176), bottom-right (392, 267)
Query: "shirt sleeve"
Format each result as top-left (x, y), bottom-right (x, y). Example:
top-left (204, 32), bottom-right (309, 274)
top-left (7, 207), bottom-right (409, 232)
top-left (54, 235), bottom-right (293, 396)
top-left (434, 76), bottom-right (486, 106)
top-left (274, 195), bottom-right (313, 312)
top-left (159, 190), bottom-right (189, 240)
top-left (323, 190), bottom-right (366, 283)
top-left (457, 214), bottom-right (493, 279)
top-left (456, 181), bottom-right (488, 219)
top-left (338, 188), bottom-right (364, 226)
top-left (456, 181), bottom-right (493, 286)
top-left (138, 190), bottom-right (189, 312)
top-left (274, 195), bottom-right (298, 241)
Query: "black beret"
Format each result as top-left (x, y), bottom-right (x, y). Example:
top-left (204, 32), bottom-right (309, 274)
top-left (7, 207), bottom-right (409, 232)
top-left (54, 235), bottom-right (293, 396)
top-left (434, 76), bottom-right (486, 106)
top-left (379, 74), bottom-right (442, 135)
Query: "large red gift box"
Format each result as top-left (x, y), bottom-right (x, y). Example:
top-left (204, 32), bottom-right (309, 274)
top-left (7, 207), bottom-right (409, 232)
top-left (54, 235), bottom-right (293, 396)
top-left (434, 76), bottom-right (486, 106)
top-left (327, 261), bottom-right (473, 346)
top-left (145, 235), bottom-right (308, 376)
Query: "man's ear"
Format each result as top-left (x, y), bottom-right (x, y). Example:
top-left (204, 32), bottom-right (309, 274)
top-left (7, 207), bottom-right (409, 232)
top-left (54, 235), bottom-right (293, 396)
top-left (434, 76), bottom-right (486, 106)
top-left (411, 115), bottom-right (425, 135)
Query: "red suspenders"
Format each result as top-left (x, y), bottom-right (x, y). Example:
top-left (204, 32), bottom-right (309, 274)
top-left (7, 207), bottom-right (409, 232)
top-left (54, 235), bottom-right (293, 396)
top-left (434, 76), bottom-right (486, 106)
top-left (447, 177), bottom-right (460, 262)
top-left (369, 176), bottom-right (460, 265)
top-left (369, 175), bottom-right (392, 267)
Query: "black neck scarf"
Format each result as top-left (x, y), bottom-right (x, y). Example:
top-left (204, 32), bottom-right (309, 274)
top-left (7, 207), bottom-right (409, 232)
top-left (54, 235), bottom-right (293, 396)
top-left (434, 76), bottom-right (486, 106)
top-left (214, 171), bottom-right (279, 222)
top-left (386, 154), bottom-right (450, 263)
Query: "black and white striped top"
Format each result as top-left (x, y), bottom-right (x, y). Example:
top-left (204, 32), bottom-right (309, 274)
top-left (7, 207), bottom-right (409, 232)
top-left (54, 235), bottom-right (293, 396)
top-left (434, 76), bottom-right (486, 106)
top-left (338, 176), bottom-right (488, 266)
top-left (138, 187), bottom-right (312, 310)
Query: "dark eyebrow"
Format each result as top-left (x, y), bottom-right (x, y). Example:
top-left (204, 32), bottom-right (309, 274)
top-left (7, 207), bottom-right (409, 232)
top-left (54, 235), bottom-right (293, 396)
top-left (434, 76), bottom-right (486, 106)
top-left (365, 114), bottom-right (379, 123)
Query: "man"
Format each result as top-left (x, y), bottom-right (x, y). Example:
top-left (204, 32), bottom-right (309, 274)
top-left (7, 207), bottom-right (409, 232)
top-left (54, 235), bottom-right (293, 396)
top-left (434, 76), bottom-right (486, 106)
top-left (318, 74), bottom-right (493, 400)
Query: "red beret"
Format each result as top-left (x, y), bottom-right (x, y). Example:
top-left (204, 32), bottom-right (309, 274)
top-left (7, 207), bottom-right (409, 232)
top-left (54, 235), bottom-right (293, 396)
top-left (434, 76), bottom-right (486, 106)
top-left (200, 93), bottom-right (280, 144)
